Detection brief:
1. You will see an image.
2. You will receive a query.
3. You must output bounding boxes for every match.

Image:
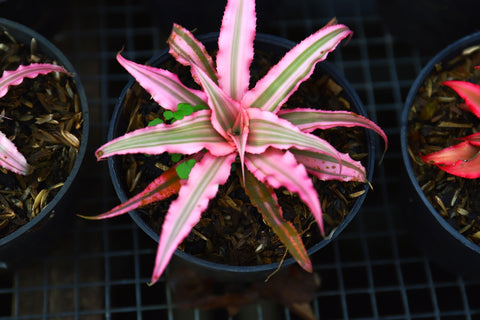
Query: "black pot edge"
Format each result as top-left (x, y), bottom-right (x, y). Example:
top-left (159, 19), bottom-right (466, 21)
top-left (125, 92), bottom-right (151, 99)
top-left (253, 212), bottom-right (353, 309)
top-left (400, 31), bottom-right (480, 279)
top-left (0, 18), bottom-right (89, 266)
top-left (107, 33), bottom-right (376, 281)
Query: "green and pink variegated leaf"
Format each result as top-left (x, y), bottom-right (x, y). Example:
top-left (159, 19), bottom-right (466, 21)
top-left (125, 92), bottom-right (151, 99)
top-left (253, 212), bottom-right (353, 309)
top-left (193, 66), bottom-right (242, 139)
top-left (242, 168), bottom-right (312, 272)
top-left (116, 53), bottom-right (207, 110)
top-left (95, 110), bottom-right (235, 160)
top-left (0, 131), bottom-right (33, 175)
top-left (78, 164), bottom-right (181, 220)
top-left (421, 141), bottom-right (480, 178)
top-left (151, 152), bottom-right (236, 283)
top-left (443, 80), bottom-right (480, 119)
top-left (168, 24), bottom-right (218, 84)
top-left (245, 149), bottom-right (324, 235)
top-left (242, 23), bottom-right (352, 113)
top-left (0, 63), bottom-right (68, 98)
top-left (279, 108), bottom-right (388, 150)
top-left (216, 0), bottom-right (255, 101)
top-left (291, 149), bottom-right (366, 181)
top-left (246, 108), bottom-right (341, 164)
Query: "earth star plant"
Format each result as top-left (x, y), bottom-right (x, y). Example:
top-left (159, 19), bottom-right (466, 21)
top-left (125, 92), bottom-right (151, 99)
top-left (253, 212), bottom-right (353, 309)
top-left (0, 63), bottom-right (68, 175)
top-left (85, 0), bottom-right (388, 284)
top-left (420, 65), bottom-right (480, 178)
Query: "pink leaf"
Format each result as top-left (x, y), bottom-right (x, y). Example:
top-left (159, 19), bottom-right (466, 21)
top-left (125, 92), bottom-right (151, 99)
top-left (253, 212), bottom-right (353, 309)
top-left (459, 132), bottom-right (480, 146)
top-left (0, 131), bottom-right (33, 175)
top-left (291, 149), bottom-right (366, 182)
top-left (243, 23), bottom-right (352, 113)
top-left (245, 149), bottom-right (324, 235)
top-left (443, 80), bottom-right (480, 119)
top-left (279, 108), bottom-right (388, 151)
top-left (168, 23), bottom-right (218, 85)
top-left (421, 141), bottom-right (480, 178)
top-left (78, 164), bottom-right (181, 220)
top-left (116, 53), bottom-right (207, 110)
top-left (193, 66), bottom-right (242, 140)
top-left (217, 0), bottom-right (256, 100)
top-left (0, 63), bottom-right (68, 98)
top-left (246, 108), bottom-right (341, 165)
top-left (242, 169), bottom-right (312, 272)
top-left (95, 110), bottom-right (234, 160)
top-left (151, 152), bottom-right (236, 283)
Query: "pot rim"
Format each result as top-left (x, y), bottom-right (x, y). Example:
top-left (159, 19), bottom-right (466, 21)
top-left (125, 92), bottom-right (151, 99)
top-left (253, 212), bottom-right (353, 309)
top-left (108, 32), bottom-right (376, 276)
top-left (0, 18), bottom-right (89, 247)
top-left (400, 31), bottom-right (480, 255)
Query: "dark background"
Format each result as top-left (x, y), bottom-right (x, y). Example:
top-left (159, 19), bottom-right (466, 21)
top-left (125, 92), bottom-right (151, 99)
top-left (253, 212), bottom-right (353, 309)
top-left (1, 0), bottom-right (480, 319)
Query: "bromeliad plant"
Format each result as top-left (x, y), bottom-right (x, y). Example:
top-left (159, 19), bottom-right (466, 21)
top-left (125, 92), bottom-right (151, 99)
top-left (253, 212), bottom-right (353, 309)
top-left (0, 63), bottom-right (68, 175)
top-left (420, 66), bottom-right (480, 178)
top-left (86, 0), bottom-right (388, 284)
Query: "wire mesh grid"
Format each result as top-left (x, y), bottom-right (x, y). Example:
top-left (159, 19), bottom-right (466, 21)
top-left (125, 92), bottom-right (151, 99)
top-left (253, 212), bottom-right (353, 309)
top-left (1, 0), bottom-right (480, 319)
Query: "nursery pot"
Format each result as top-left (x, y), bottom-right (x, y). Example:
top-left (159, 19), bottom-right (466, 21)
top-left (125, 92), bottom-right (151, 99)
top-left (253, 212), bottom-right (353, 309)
top-left (401, 31), bottom-right (480, 279)
top-left (108, 33), bottom-right (376, 282)
top-left (0, 18), bottom-right (89, 268)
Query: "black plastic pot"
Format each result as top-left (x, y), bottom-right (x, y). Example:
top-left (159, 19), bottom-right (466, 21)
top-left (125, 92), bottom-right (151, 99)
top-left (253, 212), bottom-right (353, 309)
top-left (401, 31), bottom-right (480, 279)
top-left (108, 33), bottom-right (376, 282)
top-left (0, 18), bottom-right (89, 268)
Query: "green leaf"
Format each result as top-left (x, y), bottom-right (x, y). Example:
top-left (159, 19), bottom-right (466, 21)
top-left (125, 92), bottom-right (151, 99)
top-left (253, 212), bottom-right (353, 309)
top-left (176, 158), bottom-right (197, 179)
top-left (148, 118), bottom-right (164, 126)
top-left (164, 110), bottom-right (174, 120)
top-left (170, 153), bottom-right (182, 162)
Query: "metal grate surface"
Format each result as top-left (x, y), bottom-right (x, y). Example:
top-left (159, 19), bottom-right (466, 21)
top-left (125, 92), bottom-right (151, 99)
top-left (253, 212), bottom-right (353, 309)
top-left (1, 0), bottom-right (480, 319)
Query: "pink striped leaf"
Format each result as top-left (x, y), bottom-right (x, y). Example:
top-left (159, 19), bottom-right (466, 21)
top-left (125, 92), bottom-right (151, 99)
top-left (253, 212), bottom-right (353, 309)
top-left (246, 108), bottom-right (341, 164)
top-left (193, 66), bottom-right (242, 140)
top-left (242, 23), bottom-right (352, 113)
top-left (216, 0), bottom-right (256, 101)
top-left (78, 164), bottom-right (181, 220)
top-left (95, 110), bottom-right (234, 160)
top-left (291, 149), bottom-right (366, 182)
top-left (242, 168), bottom-right (312, 272)
top-left (279, 108), bottom-right (388, 151)
top-left (151, 152), bottom-right (236, 283)
top-left (420, 141), bottom-right (480, 178)
top-left (443, 80), bottom-right (480, 119)
top-left (168, 23), bottom-right (218, 85)
top-left (245, 149), bottom-right (324, 235)
top-left (0, 131), bottom-right (33, 175)
top-left (0, 63), bottom-right (68, 98)
top-left (116, 53), bottom-right (207, 110)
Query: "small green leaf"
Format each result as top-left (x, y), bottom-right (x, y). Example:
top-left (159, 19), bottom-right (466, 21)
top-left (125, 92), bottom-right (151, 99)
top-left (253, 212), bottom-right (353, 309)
top-left (148, 118), bottom-right (163, 126)
top-left (193, 104), bottom-right (208, 112)
top-left (177, 103), bottom-right (194, 116)
top-left (173, 110), bottom-right (185, 121)
top-left (176, 158), bottom-right (197, 179)
top-left (170, 153), bottom-right (182, 162)
top-left (164, 110), bottom-right (174, 120)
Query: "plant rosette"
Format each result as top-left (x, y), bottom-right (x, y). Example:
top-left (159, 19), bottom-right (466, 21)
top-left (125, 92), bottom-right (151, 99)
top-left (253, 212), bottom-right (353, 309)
top-left (401, 31), bottom-right (480, 279)
top-left (0, 18), bottom-right (89, 267)
top-left (84, 0), bottom-right (387, 284)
